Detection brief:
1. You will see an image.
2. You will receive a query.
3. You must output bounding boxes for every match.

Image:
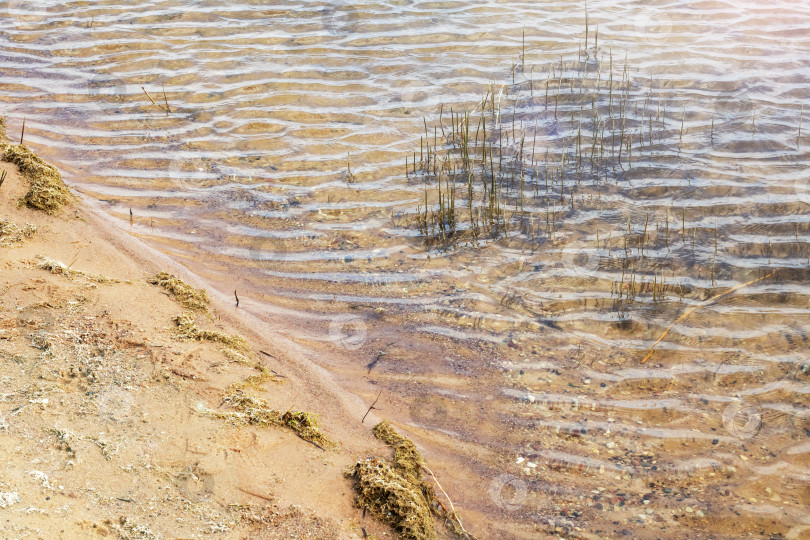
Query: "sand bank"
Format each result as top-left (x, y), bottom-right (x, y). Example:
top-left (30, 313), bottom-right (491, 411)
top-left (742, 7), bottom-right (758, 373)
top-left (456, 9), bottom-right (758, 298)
top-left (0, 146), bottom-right (469, 539)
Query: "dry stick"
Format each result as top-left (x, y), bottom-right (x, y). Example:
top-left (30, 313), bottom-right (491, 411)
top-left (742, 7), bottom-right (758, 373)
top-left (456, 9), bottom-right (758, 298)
top-left (422, 464), bottom-right (470, 537)
top-left (20, 117), bottom-right (25, 145)
top-left (162, 84), bottom-right (170, 116)
top-left (141, 87), bottom-right (156, 105)
top-left (141, 87), bottom-right (163, 113)
top-left (641, 271), bottom-right (776, 363)
top-left (361, 390), bottom-right (382, 423)
top-left (237, 487), bottom-right (275, 503)
top-left (234, 290), bottom-right (239, 308)
top-left (67, 249), bottom-right (82, 270)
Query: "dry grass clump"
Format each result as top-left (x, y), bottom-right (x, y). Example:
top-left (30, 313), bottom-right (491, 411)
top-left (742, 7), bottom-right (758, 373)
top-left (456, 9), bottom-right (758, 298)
top-left (233, 504), bottom-right (341, 538)
top-left (348, 421), bottom-right (437, 540)
top-left (0, 219), bottom-right (36, 246)
top-left (281, 411), bottom-right (330, 448)
top-left (348, 457), bottom-right (436, 540)
top-left (106, 517), bottom-right (158, 540)
top-left (221, 393), bottom-right (282, 426)
top-left (227, 366), bottom-right (284, 392)
top-left (148, 272), bottom-right (209, 310)
top-left (37, 257), bottom-right (72, 276)
top-left (222, 347), bottom-right (252, 365)
top-left (173, 313), bottom-right (247, 349)
top-left (36, 256), bottom-right (122, 283)
top-left (206, 393), bottom-right (332, 449)
top-left (2, 144), bottom-right (71, 213)
top-left (349, 422), bottom-right (473, 540)
top-left (373, 421), bottom-right (425, 481)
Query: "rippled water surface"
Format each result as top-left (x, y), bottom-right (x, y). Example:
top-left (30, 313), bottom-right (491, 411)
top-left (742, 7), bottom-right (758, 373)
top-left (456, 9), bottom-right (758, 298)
top-left (2, 0), bottom-right (810, 537)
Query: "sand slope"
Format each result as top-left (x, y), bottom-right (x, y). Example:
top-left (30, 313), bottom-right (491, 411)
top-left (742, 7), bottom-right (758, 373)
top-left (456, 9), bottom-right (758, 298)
top-left (0, 160), bottom-right (395, 538)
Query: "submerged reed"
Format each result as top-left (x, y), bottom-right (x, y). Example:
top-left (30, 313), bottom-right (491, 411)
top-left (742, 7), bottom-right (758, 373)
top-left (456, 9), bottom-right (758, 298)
top-left (399, 26), bottom-right (808, 337)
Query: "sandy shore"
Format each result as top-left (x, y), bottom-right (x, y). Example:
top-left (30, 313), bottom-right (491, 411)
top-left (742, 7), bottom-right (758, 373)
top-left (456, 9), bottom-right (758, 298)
top-left (0, 151), bottom-right (424, 538)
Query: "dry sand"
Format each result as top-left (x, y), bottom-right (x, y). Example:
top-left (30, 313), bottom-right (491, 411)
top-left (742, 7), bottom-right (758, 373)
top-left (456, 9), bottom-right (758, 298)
top-left (0, 157), bottom-right (412, 538)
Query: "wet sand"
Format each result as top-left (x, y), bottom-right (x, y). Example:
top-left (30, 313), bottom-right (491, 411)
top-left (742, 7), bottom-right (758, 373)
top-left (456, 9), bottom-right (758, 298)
top-left (0, 157), bottom-right (417, 538)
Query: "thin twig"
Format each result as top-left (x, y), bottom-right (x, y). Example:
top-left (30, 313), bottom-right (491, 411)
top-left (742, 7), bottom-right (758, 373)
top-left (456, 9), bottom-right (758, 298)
top-left (361, 390), bottom-right (382, 423)
top-left (422, 464), bottom-right (470, 537)
top-left (641, 271), bottom-right (775, 363)
top-left (67, 250), bottom-right (82, 270)
top-left (162, 84), bottom-right (170, 116)
top-left (141, 87), bottom-right (157, 106)
top-left (237, 487), bottom-right (275, 503)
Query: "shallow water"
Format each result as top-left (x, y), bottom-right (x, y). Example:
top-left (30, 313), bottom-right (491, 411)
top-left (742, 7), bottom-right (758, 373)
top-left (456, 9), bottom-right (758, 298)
top-left (2, 0), bottom-right (809, 537)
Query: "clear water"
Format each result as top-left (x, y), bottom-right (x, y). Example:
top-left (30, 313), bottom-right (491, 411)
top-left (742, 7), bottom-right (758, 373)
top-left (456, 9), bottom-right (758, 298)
top-left (2, 0), bottom-right (809, 537)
